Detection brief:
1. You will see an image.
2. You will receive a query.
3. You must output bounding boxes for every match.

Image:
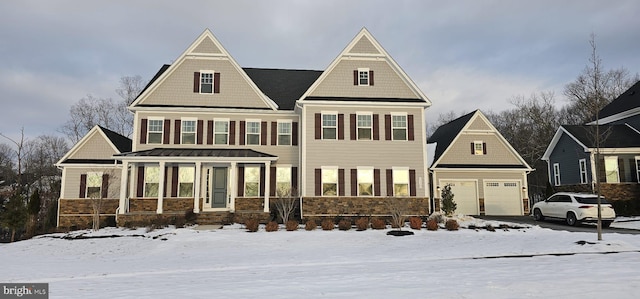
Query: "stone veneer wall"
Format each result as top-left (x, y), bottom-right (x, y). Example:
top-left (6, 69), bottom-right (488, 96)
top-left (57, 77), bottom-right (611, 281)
top-left (302, 197), bottom-right (430, 217)
top-left (163, 198), bottom-right (193, 212)
top-left (129, 198), bottom-right (158, 212)
top-left (554, 183), bottom-right (640, 201)
top-left (58, 199), bottom-right (119, 228)
top-left (233, 197), bottom-right (270, 224)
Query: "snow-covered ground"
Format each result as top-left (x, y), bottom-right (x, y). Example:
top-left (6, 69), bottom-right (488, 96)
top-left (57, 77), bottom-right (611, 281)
top-left (2, 218), bottom-right (640, 299)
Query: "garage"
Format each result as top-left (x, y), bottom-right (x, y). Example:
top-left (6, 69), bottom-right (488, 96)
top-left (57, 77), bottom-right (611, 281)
top-left (484, 181), bottom-right (523, 215)
top-left (443, 181), bottom-right (478, 215)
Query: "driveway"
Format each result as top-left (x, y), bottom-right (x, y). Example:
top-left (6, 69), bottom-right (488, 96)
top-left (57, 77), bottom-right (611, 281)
top-left (477, 215), bottom-right (640, 235)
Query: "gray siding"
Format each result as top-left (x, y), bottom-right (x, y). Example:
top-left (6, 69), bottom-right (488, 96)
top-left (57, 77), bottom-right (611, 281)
top-left (548, 133), bottom-right (591, 185)
top-left (438, 133), bottom-right (522, 166)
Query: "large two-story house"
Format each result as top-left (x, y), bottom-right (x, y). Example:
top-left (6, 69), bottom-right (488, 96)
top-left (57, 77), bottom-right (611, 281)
top-left (542, 81), bottom-right (640, 205)
top-left (55, 28), bottom-right (432, 228)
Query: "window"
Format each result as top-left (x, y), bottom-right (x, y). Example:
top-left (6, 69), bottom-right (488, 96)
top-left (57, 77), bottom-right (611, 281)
top-left (553, 163), bottom-right (561, 186)
top-left (358, 68), bottom-right (370, 86)
top-left (636, 157), bottom-right (640, 183)
top-left (357, 114), bottom-right (372, 140)
top-left (322, 114), bottom-right (337, 139)
top-left (604, 156), bottom-right (619, 183)
top-left (276, 167), bottom-right (292, 196)
top-left (144, 166), bottom-right (159, 197)
top-left (473, 141), bottom-right (485, 155)
top-left (322, 168), bottom-right (338, 196)
top-left (244, 166), bottom-right (260, 197)
top-left (214, 120), bottom-right (229, 145)
top-left (182, 119), bottom-right (196, 144)
top-left (148, 119), bottom-right (163, 144)
top-left (391, 115), bottom-right (407, 141)
top-left (579, 159), bottom-right (588, 184)
top-left (178, 167), bottom-right (194, 197)
top-left (357, 168), bottom-right (374, 196)
top-left (278, 122), bottom-right (292, 145)
top-left (393, 169), bottom-right (409, 196)
top-left (246, 121), bottom-right (260, 145)
top-left (86, 172), bottom-right (102, 198)
top-left (200, 72), bottom-right (213, 93)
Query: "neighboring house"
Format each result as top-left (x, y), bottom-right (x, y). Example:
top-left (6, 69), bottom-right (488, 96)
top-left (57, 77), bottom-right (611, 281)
top-left (542, 80), bottom-right (640, 201)
top-left (428, 110), bottom-right (533, 216)
top-left (56, 28), bottom-right (432, 228)
top-left (55, 125), bottom-right (132, 227)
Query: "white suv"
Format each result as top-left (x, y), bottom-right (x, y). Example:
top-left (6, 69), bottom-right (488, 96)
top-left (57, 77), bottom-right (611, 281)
top-left (532, 192), bottom-right (616, 227)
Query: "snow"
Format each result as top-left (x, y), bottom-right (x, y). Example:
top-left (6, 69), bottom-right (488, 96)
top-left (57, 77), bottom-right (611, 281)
top-left (2, 218), bottom-right (640, 299)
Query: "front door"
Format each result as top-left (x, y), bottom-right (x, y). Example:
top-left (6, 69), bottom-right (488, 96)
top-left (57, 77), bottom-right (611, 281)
top-left (212, 167), bottom-right (228, 208)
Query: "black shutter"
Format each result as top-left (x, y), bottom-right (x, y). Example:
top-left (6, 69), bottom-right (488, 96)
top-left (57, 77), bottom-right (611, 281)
top-left (140, 119), bottom-right (148, 144)
top-left (101, 174), bottom-right (109, 198)
top-left (271, 122), bottom-right (277, 146)
top-left (79, 174), bottom-right (87, 198)
top-left (369, 70), bottom-right (374, 86)
top-left (193, 72), bottom-right (200, 92)
top-left (408, 115), bottom-right (414, 141)
top-left (207, 120), bottom-right (213, 145)
top-left (229, 121), bottom-right (236, 145)
top-left (351, 169), bottom-right (358, 196)
top-left (197, 120), bottom-right (204, 144)
top-left (483, 142), bottom-right (487, 155)
top-left (270, 167), bottom-right (277, 197)
top-left (239, 121), bottom-right (246, 145)
top-left (171, 166), bottom-right (178, 197)
top-left (374, 169), bottom-right (381, 196)
top-left (292, 167), bottom-right (298, 192)
top-left (213, 72), bottom-right (220, 93)
top-left (353, 70), bottom-right (358, 85)
top-left (386, 169), bottom-right (393, 196)
top-left (315, 113), bottom-right (321, 139)
top-left (261, 121), bottom-right (268, 145)
top-left (471, 143), bottom-right (475, 155)
top-left (259, 166), bottom-right (266, 196)
top-left (338, 169), bottom-right (345, 196)
top-left (338, 114), bottom-right (344, 140)
top-left (373, 114), bottom-right (380, 140)
top-left (163, 119), bottom-right (170, 144)
top-left (350, 114), bottom-right (356, 140)
top-left (385, 115), bottom-right (391, 140)
top-left (292, 122), bottom-right (299, 146)
top-left (315, 169), bottom-right (321, 196)
top-left (409, 170), bottom-right (417, 196)
top-left (237, 166), bottom-right (245, 197)
top-left (137, 166), bottom-right (145, 197)
top-left (174, 120), bottom-right (181, 144)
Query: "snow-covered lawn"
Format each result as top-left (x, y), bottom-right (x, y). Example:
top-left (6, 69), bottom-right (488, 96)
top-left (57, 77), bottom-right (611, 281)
top-left (2, 218), bottom-right (640, 299)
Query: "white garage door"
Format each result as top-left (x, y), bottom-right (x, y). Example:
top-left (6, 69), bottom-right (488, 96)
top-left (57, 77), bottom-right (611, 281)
top-left (484, 181), bottom-right (522, 215)
top-left (443, 181), bottom-right (478, 215)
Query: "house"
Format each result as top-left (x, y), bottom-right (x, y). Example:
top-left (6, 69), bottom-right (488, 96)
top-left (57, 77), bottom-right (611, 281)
top-left (56, 28), bottom-right (432, 228)
top-left (428, 110), bottom-right (533, 215)
top-left (542, 80), bottom-right (640, 202)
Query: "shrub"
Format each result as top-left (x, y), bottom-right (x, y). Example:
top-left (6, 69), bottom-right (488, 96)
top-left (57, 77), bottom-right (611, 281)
top-left (426, 219), bottom-right (439, 231)
top-left (338, 218), bottom-right (351, 231)
top-left (321, 218), bottom-right (334, 231)
top-left (355, 217), bottom-right (369, 231)
top-left (370, 217), bottom-right (386, 230)
top-left (265, 221), bottom-right (279, 232)
top-left (409, 216), bottom-right (422, 230)
top-left (173, 216), bottom-right (186, 228)
top-left (245, 218), bottom-right (259, 232)
top-left (184, 209), bottom-right (197, 225)
top-left (441, 184), bottom-right (457, 216)
top-left (305, 219), bottom-right (317, 231)
top-left (445, 219), bottom-right (459, 231)
top-left (427, 212), bottom-right (445, 224)
top-left (286, 220), bottom-right (299, 231)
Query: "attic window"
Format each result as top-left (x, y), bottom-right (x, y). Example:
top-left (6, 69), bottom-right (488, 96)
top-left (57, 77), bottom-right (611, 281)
top-left (354, 69), bottom-right (374, 86)
top-left (194, 71), bottom-right (220, 94)
top-left (472, 141), bottom-right (486, 155)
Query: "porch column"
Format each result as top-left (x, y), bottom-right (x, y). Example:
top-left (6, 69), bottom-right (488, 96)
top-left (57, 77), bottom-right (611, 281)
top-left (157, 161), bottom-right (165, 214)
top-left (230, 162), bottom-right (237, 212)
top-left (264, 161), bottom-right (271, 213)
top-left (118, 161), bottom-right (129, 214)
top-left (193, 162), bottom-right (202, 213)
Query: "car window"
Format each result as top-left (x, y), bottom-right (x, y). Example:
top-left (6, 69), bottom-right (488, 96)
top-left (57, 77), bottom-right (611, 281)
top-left (546, 195), bottom-right (559, 202)
top-left (560, 195), bottom-right (572, 203)
top-left (575, 196), bottom-right (609, 204)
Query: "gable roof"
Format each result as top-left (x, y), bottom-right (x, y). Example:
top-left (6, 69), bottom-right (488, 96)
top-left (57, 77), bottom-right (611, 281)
top-left (427, 111), bottom-right (476, 163)
top-left (589, 80), bottom-right (640, 124)
top-left (542, 124), bottom-right (640, 161)
top-left (130, 28), bottom-right (278, 110)
top-left (55, 126), bottom-right (132, 166)
top-left (298, 28), bottom-right (431, 105)
top-left (243, 68), bottom-right (322, 110)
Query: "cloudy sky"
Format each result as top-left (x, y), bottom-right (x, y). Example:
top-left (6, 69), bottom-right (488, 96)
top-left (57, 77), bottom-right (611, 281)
top-left (1, 0), bottom-right (639, 141)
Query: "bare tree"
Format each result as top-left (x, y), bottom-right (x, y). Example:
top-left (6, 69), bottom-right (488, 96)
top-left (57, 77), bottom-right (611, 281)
top-left (88, 169), bottom-right (118, 231)
top-left (427, 110), bottom-right (467, 138)
top-left (116, 75), bottom-right (146, 105)
top-left (386, 198), bottom-right (409, 230)
top-left (273, 187), bottom-right (298, 224)
top-left (0, 128), bottom-right (27, 190)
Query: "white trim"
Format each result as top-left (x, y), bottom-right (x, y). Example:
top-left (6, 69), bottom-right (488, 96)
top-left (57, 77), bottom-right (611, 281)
top-left (243, 166), bottom-right (261, 197)
top-left (320, 166), bottom-right (339, 197)
top-left (579, 158), bottom-right (588, 184)
top-left (357, 67), bottom-right (370, 86)
top-left (392, 168), bottom-right (410, 197)
top-left (473, 141), bottom-right (484, 155)
top-left (321, 112), bottom-right (338, 140)
top-left (356, 167), bottom-right (374, 196)
top-left (355, 112), bottom-right (373, 140)
top-left (587, 107), bottom-right (640, 125)
top-left (604, 156), bottom-right (620, 183)
top-left (198, 70), bottom-right (215, 94)
top-left (390, 114), bottom-right (408, 141)
top-left (276, 120), bottom-right (293, 146)
top-left (180, 117), bottom-right (198, 145)
top-left (438, 179), bottom-right (480, 215)
top-left (213, 118), bottom-right (230, 145)
top-left (55, 126), bottom-right (122, 166)
top-left (147, 117), bottom-right (165, 145)
top-left (553, 163), bottom-right (561, 186)
top-left (542, 126), bottom-right (589, 161)
top-left (244, 119), bottom-right (262, 146)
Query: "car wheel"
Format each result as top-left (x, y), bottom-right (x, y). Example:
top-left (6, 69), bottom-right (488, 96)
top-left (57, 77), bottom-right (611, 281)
top-left (566, 212), bottom-right (578, 226)
top-left (533, 209), bottom-right (544, 221)
top-left (602, 221), bottom-right (612, 228)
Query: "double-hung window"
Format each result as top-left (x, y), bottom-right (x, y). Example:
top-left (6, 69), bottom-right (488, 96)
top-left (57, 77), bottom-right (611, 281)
top-left (148, 118), bottom-right (164, 144)
top-left (144, 166), bottom-right (160, 197)
top-left (178, 167), bottom-right (194, 197)
top-left (357, 114), bottom-right (372, 140)
top-left (393, 168), bottom-right (409, 196)
top-left (604, 156), bottom-right (619, 183)
top-left (181, 119), bottom-right (196, 144)
top-left (322, 168), bottom-right (338, 196)
top-left (244, 166), bottom-right (260, 197)
top-left (358, 68), bottom-right (370, 86)
top-left (86, 172), bottom-right (102, 198)
top-left (579, 159), bottom-right (588, 184)
top-left (322, 114), bottom-right (337, 139)
top-left (473, 141), bottom-right (485, 155)
top-left (214, 120), bottom-right (229, 145)
top-left (553, 163), bottom-right (561, 186)
top-left (391, 114), bottom-right (407, 141)
top-left (200, 72), bottom-right (213, 93)
top-left (246, 121), bottom-right (261, 145)
top-left (636, 157), bottom-right (640, 183)
top-left (276, 167), bottom-right (292, 196)
top-left (278, 122), bottom-right (292, 145)
top-left (357, 168), bottom-right (374, 196)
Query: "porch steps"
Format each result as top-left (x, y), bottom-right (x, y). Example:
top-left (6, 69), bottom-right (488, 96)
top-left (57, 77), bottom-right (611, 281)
top-left (196, 212), bottom-right (233, 225)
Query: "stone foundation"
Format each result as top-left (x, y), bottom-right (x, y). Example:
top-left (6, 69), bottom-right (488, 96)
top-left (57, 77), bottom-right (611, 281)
top-left (554, 183), bottom-right (640, 201)
top-left (302, 197), bottom-right (430, 217)
top-left (164, 198), bottom-right (193, 212)
top-left (58, 199), bottom-right (119, 229)
top-left (129, 198), bottom-right (158, 212)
